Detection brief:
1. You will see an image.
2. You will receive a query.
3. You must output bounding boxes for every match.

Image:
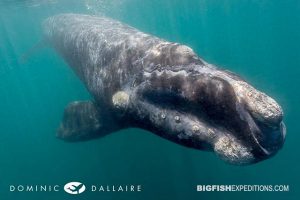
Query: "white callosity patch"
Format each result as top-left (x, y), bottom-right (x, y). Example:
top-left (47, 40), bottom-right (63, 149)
top-left (212, 70), bottom-right (283, 124)
top-left (175, 45), bottom-right (194, 55)
top-left (192, 125), bottom-right (200, 133)
top-left (173, 45), bottom-right (197, 64)
top-left (214, 136), bottom-right (254, 165)
top-left (146, 42), bottom-right (170, 57)
top-left (112, 91), bottom-right (129, 110)
top-left (143, 68), bottom-right (190, 79)
top-left (233, 81), bottom-right (283, 123)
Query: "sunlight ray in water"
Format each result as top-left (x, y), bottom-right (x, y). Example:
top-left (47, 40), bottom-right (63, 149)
top-left (0, 0), bottom-right (58, 8)
top-left (85, 0), bottom-right (125, 14)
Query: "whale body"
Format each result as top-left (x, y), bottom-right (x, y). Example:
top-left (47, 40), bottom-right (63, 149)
top-left (43, 14), bottom-right (286, 165)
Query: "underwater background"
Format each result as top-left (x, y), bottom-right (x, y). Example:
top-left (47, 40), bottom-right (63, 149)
top-left (0, 0), bottom-right (299, 199)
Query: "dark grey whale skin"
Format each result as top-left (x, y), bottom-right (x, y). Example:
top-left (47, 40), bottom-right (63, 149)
top-left (43, 14), bottom-right (286, 165)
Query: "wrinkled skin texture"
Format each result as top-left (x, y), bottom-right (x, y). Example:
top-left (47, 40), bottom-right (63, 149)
top-left (43, 14), bottom-right (286, 165)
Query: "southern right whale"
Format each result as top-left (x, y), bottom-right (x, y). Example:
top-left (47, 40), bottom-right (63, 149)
top-left (43, 14), bottom-right (286, 165)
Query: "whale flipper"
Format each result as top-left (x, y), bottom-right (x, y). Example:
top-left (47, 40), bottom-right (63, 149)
top-left (57, 101), bottom-right (117, 141)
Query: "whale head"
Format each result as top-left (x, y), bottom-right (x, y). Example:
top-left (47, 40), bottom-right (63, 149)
top-left (203, 68), bottom-right (286, 165)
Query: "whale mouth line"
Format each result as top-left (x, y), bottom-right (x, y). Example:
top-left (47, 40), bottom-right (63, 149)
top-left (251, 118), bottom-right (286, 156)
top-left (139, 98), bottom-right (255, 165)
top-left (138, 88), bottom-right (285, 165)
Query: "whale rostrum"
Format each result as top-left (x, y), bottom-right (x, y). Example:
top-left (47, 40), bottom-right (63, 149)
top-left (43, 14), bottom-right (286, 165)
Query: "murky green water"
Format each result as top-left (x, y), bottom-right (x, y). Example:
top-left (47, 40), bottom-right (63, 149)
top-left (0, 0), bottom-right (299, 199)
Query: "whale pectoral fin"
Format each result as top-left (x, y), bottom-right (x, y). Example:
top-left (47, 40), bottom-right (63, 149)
top-left (57, 101), bottom-right (114, 141)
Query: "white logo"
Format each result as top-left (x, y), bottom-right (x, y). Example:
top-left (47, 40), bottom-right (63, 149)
top-left (64, 182), bottom-right (86, 194)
